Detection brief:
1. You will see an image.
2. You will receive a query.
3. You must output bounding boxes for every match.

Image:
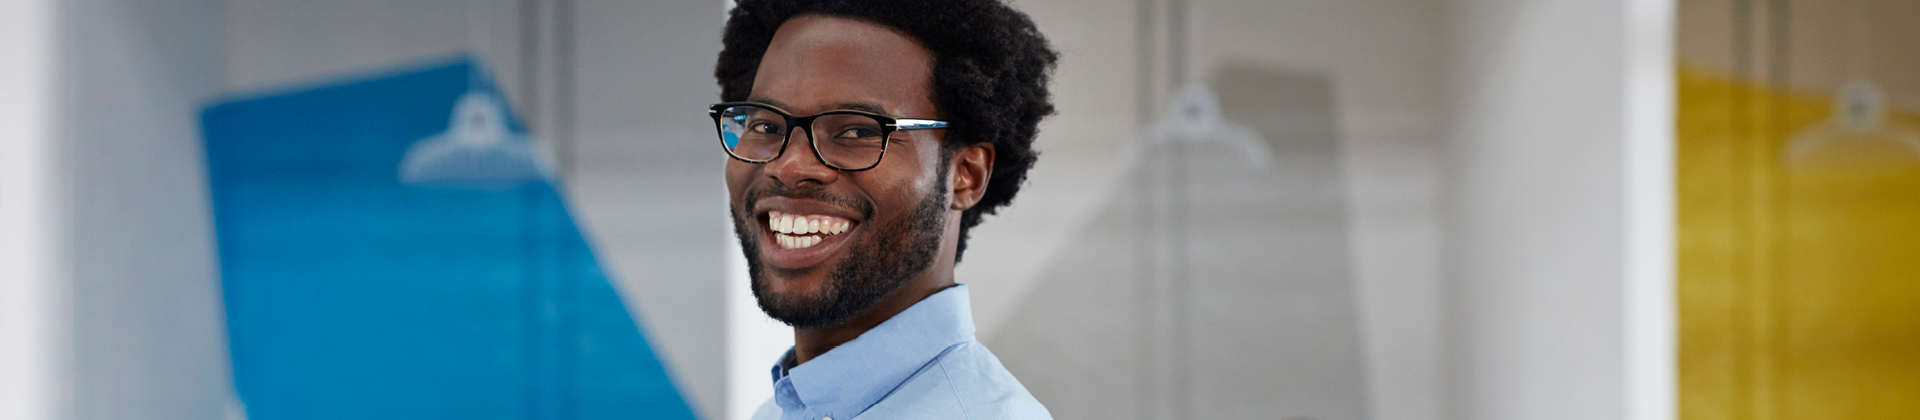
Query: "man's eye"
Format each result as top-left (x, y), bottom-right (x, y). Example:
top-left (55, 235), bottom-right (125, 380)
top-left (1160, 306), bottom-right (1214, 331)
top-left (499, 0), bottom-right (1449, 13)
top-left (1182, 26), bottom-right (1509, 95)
top-left (837, 127), bottom-right (881, 139)
top-left (751, 122), bottom-right (784, 134)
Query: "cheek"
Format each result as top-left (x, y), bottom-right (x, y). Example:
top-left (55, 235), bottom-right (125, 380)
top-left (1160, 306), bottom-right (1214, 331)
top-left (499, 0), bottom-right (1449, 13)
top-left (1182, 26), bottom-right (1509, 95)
top-left (900, 133), bottom-right (947, 192)
top-left (859, 144), bottom-right (944, 210)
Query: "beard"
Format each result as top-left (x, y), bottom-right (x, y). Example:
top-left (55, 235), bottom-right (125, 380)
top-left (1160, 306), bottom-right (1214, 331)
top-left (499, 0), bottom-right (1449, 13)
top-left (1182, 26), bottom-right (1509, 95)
top-left (730, 176), bottom-right (948, 329)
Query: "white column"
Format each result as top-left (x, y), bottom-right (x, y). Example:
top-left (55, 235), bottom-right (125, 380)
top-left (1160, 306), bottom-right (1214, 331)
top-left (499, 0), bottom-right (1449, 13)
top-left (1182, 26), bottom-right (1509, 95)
top-left (1441, 0), bottom-right (1674, 419)
top-left (0, 0), bottom-right (62, 418)
top-left (1623, 0), bottom-right (1677, 419)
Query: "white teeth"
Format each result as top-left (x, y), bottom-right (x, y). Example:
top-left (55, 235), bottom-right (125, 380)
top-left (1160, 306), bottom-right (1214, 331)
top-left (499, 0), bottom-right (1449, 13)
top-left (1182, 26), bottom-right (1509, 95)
top-left (772, 232), bottom-right (827, 249)
top-left (766, 212), bottom-right (852, 238)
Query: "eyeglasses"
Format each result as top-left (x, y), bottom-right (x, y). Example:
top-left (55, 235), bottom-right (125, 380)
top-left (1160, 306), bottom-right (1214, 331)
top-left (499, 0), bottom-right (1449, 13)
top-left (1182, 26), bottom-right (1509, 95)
top-left (708, 102), bottom-right (949, 171)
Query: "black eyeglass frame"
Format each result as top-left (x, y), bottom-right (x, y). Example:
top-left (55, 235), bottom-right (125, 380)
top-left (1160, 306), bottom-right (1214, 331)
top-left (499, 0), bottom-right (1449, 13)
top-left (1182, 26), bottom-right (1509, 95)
top-left (708, 102), bottom-right (949, 172)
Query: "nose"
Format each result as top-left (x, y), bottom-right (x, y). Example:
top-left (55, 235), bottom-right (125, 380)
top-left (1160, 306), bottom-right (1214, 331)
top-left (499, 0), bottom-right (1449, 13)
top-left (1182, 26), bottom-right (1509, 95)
top-left (763, 128), bottom-right (839, 186)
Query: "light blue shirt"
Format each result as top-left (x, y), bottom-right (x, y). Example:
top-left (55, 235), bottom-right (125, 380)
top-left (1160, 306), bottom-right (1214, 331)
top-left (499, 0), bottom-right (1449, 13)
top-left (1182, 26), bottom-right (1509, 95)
top-left (751, 285), bottom-right (1051, 420)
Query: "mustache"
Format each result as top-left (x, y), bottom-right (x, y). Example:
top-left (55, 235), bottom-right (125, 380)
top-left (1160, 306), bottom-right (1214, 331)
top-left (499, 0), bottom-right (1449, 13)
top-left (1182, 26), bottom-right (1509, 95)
top-left (742, 180), bottom-right (874, 221)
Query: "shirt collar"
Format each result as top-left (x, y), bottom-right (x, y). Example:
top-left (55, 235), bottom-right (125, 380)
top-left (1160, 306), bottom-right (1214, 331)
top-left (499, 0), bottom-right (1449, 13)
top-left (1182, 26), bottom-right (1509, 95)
top-left (767, 285), bottom-right (976, 418)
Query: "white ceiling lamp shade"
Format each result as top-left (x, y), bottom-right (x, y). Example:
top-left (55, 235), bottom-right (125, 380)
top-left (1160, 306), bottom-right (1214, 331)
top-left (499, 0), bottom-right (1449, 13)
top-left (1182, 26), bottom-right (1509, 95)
top-left (397, 0), bottom-right (553, 189)
top-left (1136, 83), bottom-right (1274, 169)
top-left (1784, 80), bottom-right (1920, 166)
top-left (1783, 0), bottom-right (1920, 167)
top-left (398, 90), bottom-right (553, 188)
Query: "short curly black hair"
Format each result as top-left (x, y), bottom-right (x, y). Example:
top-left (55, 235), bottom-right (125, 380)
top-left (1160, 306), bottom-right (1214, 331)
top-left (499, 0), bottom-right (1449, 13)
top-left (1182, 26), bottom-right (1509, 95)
top-left (715, 0), bottom-right (1058, 262)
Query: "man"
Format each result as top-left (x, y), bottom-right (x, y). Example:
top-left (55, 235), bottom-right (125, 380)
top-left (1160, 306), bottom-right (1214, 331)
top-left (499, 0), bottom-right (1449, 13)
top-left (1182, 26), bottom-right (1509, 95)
top-left (708, 0), bottom-right (1057, 419)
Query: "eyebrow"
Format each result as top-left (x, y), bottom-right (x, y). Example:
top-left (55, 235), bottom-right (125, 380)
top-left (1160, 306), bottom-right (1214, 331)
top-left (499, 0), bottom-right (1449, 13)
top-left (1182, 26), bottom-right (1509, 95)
top-left (746, 96), bottom-right (892, 116)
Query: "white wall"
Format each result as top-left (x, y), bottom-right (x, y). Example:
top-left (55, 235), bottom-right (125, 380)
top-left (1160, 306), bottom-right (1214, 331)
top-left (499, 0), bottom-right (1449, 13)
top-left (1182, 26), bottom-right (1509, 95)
top-left (976, 1), bottom-right (1451, 419)
top-left (1191, 2), bottom-right (1451, 419)
top-left (224, 0), bottom-right (524, 94)
top-left (1439, 1), bottom-right (1672, 420)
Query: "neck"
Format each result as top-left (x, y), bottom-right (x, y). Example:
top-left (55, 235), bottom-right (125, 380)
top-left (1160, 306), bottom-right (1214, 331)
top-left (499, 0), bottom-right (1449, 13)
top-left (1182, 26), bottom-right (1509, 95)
top-left (791, 266), bottom-right (955, 366)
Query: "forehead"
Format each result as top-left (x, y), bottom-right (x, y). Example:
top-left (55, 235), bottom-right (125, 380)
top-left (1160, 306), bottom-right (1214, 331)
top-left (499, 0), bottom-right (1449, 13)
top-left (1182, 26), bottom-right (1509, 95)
top-left (751, 15), bottom-right (935, 116)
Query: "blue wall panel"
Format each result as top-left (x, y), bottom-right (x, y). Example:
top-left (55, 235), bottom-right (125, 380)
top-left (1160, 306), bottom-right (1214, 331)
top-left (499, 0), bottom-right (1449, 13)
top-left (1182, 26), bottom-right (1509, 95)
top-left (201, 59), bottom-right (696, 420)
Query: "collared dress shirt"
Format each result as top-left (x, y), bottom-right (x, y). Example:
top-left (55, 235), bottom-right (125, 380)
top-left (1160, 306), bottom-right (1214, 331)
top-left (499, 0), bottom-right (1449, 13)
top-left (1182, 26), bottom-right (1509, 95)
top-left (750, 285), bottom-right (1051, 420)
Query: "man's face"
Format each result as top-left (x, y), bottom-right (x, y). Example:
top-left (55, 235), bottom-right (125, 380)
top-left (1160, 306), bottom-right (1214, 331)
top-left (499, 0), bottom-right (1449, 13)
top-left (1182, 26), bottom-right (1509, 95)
top-left (727, 15), bottom-right (950, 328)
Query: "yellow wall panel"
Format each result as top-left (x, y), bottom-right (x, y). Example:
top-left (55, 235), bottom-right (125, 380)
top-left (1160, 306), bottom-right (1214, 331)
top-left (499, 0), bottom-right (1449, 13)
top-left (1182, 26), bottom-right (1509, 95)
top-left (1678, 65), bottom-right (1920, 420)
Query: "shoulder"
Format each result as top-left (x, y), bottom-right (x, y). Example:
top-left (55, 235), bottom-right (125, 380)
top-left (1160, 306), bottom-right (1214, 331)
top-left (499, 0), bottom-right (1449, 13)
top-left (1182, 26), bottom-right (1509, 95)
top-left (856, 341), bottom-right (1051, 420)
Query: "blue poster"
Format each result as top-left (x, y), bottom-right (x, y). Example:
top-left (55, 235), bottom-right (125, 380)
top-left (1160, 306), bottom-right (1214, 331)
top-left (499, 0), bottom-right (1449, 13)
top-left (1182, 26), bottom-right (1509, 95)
top-left (201, 58), bottom-right (697, 420)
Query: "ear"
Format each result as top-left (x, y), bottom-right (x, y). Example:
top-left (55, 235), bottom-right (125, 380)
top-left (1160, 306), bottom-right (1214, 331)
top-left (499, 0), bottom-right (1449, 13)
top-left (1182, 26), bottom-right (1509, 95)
top-left (949, 143), bottom-right (995, 211)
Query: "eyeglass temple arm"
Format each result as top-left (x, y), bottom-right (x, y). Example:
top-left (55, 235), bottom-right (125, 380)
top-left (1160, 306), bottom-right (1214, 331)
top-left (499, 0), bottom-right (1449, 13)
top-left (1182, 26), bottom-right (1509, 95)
top-left (893, 119), bottom-right (948, 130)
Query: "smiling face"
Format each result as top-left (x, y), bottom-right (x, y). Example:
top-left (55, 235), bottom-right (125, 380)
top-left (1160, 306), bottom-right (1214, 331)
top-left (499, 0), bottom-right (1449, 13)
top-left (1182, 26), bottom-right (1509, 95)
top-left (726, 15), bottom-right (955, 328)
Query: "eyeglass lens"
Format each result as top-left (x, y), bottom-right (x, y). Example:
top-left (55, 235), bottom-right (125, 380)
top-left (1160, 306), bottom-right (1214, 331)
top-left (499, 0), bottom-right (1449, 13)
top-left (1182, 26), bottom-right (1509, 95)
top-left (718, 104), bottom-right (887, 169)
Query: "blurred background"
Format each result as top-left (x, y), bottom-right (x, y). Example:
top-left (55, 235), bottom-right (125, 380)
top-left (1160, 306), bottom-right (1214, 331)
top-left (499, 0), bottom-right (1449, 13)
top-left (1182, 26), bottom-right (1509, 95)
top-left (0, 0), bottom-right (1911, 419)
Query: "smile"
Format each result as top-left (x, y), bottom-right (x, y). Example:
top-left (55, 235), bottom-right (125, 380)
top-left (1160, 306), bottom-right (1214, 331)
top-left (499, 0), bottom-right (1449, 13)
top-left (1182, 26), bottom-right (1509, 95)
top-left (769, 210), bottom-right (854, 249)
